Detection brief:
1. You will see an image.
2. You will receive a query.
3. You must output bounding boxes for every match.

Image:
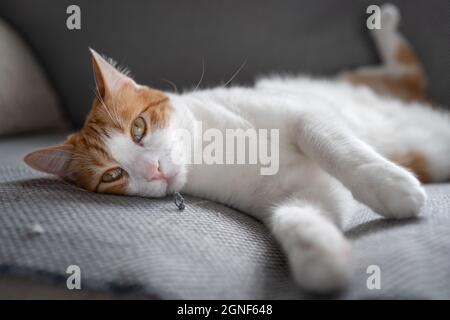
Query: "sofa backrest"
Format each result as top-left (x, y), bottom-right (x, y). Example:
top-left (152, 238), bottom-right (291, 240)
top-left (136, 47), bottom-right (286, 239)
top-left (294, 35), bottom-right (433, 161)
top-left (1, 0), bottom-right (449, 128)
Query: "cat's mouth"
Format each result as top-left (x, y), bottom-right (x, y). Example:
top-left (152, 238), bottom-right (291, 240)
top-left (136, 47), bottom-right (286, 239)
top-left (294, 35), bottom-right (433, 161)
top-left (154, 171), bottom-right (179, 189)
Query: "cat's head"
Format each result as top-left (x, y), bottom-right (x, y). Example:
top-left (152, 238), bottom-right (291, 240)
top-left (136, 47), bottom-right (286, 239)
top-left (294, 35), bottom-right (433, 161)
top-left (24, 49), bottom-right (187, 197)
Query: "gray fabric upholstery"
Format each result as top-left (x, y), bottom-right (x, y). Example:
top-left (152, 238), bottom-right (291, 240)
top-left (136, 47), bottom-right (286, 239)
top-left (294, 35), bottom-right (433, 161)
top-left (1, 134), bottom-right (450, 299)
top-left (0, 0), bottom-right (449, 128)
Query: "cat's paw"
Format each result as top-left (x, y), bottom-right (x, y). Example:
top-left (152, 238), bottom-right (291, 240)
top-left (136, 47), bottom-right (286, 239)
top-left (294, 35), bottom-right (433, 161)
top-left (290, 228), bottom-right (351, 293)
top-left (380, 3), bottom-right (401, 30)
top-left (353, 162), bottom-right (426, 219)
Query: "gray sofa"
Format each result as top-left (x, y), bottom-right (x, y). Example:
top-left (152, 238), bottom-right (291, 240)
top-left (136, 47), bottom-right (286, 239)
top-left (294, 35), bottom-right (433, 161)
top-left (0, 0), bottom-right (449, 299)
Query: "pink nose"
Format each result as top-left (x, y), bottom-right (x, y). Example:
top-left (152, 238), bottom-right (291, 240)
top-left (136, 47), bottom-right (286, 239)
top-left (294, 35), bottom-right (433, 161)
top-left (143, 160), bottom-right (165, 181)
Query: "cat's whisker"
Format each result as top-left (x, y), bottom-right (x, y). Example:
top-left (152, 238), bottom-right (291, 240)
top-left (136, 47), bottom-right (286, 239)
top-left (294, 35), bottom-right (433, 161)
top-left (193, 58), bottom-right (205, 92)
top-left (92, 88), bottom-right (122, 128)
top-left (161, 78), bottom-right (179, 93)
top-left (223, 58), bottom-right (247, 87)
top-left (90, 59), bottom-right (123, 129)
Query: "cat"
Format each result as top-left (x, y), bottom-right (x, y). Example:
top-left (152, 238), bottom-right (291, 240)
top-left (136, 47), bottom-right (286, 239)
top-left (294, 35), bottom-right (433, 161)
top-left (24, 4), bottom-right (450, 293)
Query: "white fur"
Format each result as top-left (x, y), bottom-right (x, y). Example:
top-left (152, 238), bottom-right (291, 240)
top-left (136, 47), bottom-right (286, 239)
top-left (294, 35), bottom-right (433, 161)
top-left (105, 76), bottom-right (450, 292)
top-left (104, 5), bottom-right (450, 293)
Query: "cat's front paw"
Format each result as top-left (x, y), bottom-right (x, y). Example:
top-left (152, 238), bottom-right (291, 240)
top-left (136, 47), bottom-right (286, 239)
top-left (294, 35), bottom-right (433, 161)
top-left (353, 162), bottom-right (426, 219)
top-left (290, 229), bottom-right (351, 294)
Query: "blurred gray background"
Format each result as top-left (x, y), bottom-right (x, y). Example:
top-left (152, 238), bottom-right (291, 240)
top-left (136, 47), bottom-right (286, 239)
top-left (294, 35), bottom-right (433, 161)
top-left (1, 0), bottom-right (449, 128)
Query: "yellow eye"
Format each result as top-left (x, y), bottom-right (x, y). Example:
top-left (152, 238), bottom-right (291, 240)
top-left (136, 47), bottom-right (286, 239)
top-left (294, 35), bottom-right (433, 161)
top-left (131, 116), bottom-right (147, 143)
top-left (101, 167), bottom-right (124, 183)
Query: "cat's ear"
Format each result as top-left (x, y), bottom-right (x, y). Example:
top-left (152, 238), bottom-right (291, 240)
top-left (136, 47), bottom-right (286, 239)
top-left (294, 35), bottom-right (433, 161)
top-left (24, 144), bottom-right (74, 180)
top-left (89, 48), bottom-right (134, 99)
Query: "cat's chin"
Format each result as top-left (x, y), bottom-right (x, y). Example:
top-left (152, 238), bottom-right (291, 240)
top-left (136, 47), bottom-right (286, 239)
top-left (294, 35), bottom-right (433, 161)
top-left (140, 174), bottom-right (185, 198)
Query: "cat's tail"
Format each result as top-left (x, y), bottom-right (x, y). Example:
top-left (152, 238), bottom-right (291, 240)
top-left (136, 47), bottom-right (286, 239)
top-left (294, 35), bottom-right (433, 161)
top-left (341, 4), bottom-right (430, 104)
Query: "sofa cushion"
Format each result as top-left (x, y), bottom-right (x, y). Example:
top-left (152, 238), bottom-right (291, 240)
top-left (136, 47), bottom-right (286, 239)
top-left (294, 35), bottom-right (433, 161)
top-left (0, 18), bottom-right (67, 136)
top-left (0, 133), bottom-right (450, 299)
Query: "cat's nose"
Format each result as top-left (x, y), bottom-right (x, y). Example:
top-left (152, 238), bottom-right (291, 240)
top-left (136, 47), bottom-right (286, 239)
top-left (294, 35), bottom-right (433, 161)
top-left (143, 160), bottom-right (165, 181)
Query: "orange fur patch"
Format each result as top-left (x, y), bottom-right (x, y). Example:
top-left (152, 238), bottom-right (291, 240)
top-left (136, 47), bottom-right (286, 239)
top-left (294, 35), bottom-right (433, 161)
top-left (396, 43), bottom-right (419, 66)
top-left (341, 40), bottom-right (432, 104)
top-left (344, 71), bottom-right (427, 103)
top-left (391, 151), bottom-right (432, 183)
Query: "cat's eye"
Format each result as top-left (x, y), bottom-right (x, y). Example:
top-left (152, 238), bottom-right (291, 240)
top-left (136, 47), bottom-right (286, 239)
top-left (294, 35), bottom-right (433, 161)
top-left (101, 167), bottom-right (124, 183)
top-left (131, 116), bottom-right (147, 143)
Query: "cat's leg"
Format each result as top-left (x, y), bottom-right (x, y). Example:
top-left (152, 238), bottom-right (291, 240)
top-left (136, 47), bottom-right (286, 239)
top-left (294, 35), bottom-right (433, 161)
top-left (371, 4), bottom-right (417, 69)
top-left (340, 4), bottom-right (429, 103)
top-left (269, 198), bottom-right (351, 293)
top-left (294, 109), bottom-right (426, 219)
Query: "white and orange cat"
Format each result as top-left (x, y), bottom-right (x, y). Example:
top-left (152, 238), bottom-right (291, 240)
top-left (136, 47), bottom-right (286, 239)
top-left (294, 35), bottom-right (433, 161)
top-left (25, 5), bottom-right (450, 293)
